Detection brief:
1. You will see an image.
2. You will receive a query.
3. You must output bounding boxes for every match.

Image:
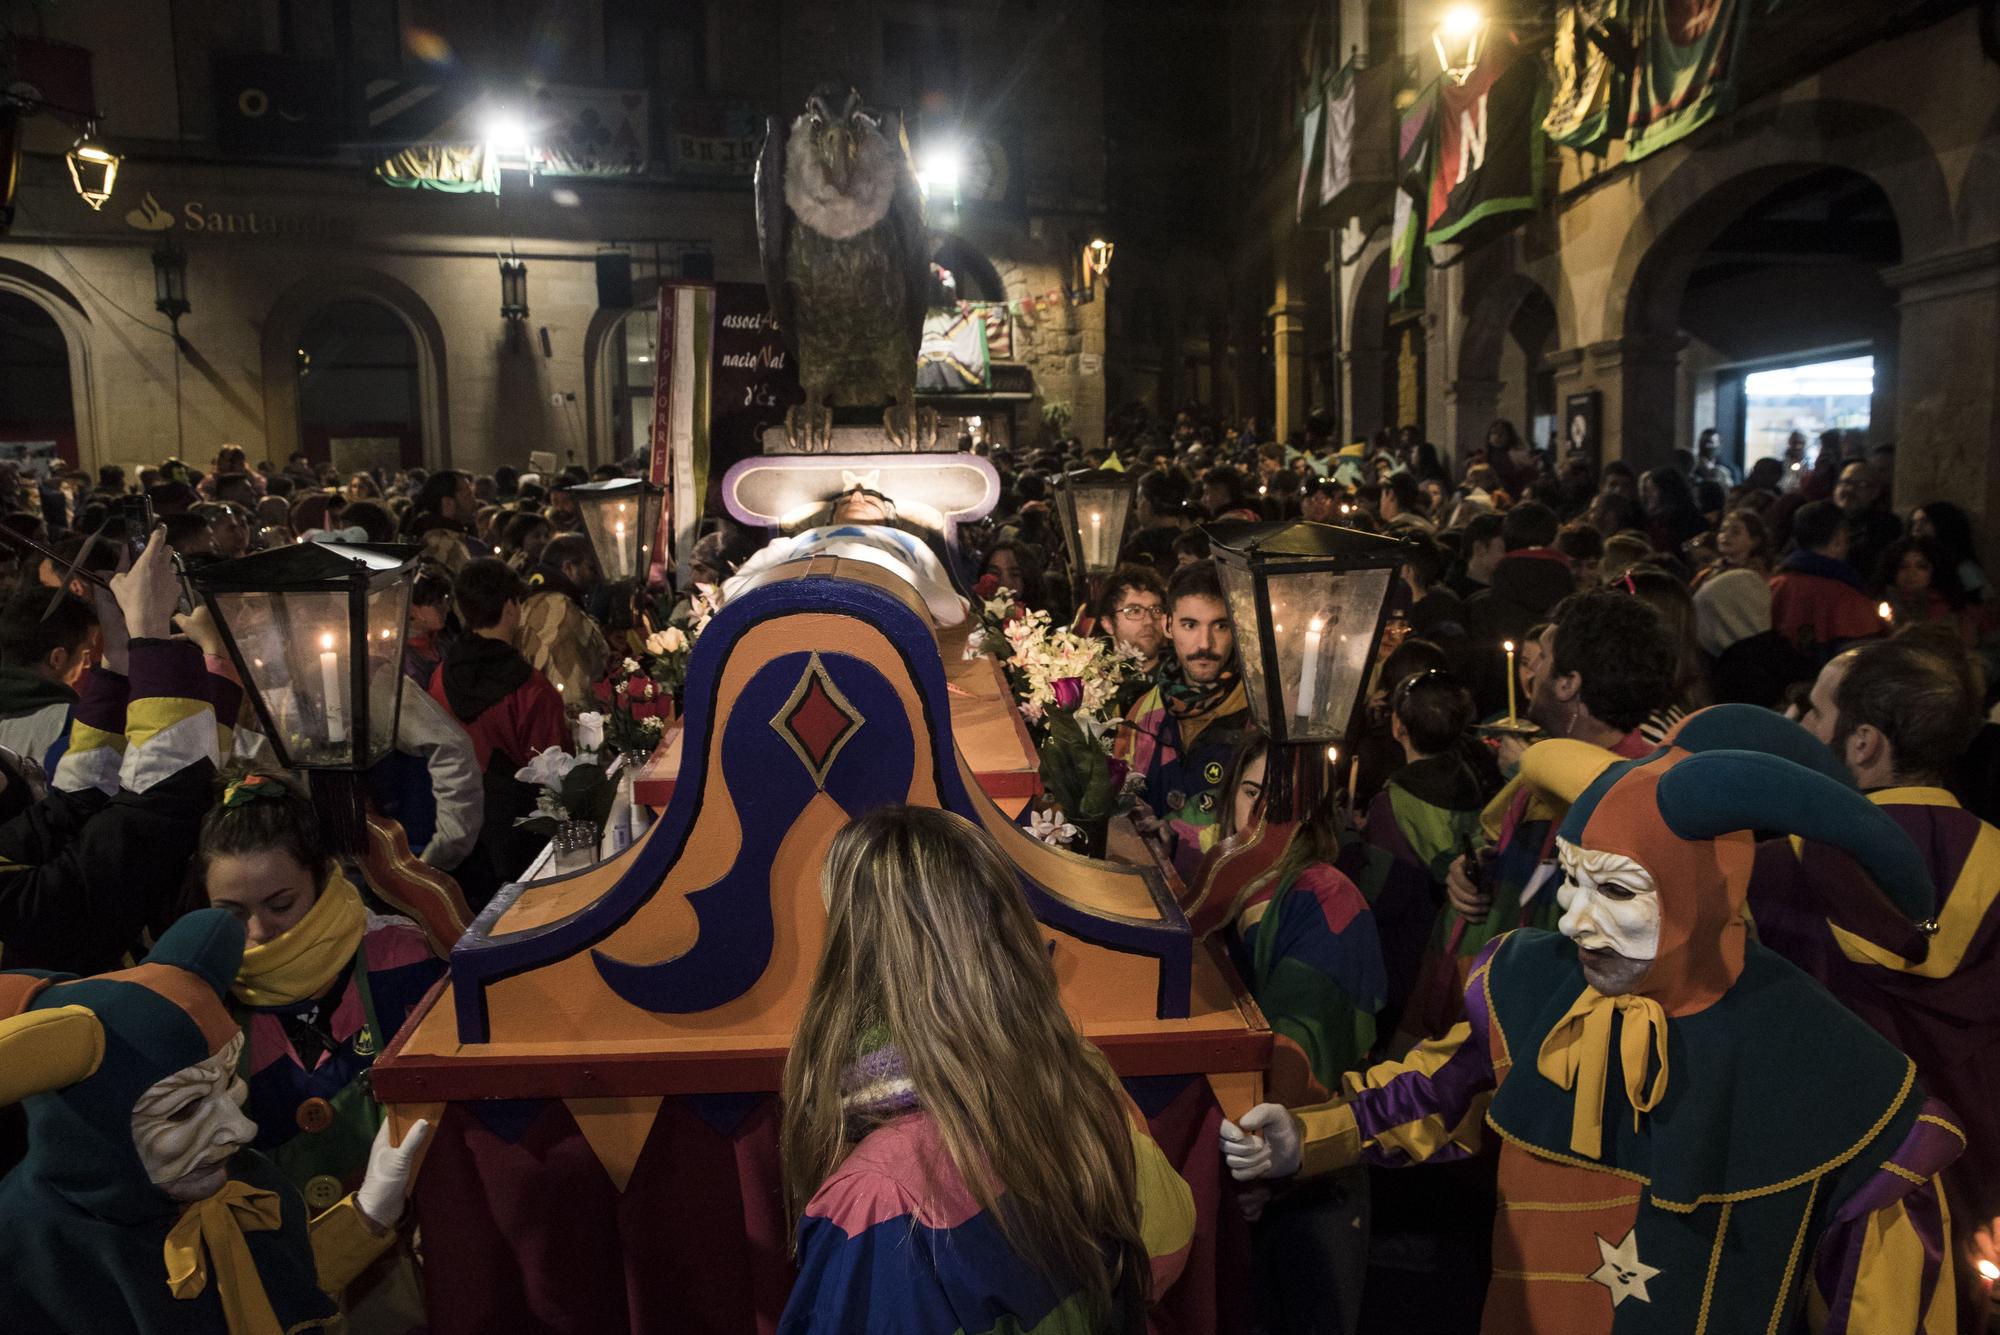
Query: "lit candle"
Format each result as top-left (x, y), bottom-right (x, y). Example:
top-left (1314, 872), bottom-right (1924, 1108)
top-left (1088, 510), bottom-right (1104, 567)
top-left (1503, 639), bottom-right (1518, 726)
top-left (1978, 1258), bottom-right (1999, 1283)
top-left (319, 632), bottom-right (346, 744)
top-left (613, 518), bottom-right (631, 575)
top-left (1296, 616), bottom-right (1325, 722)
top-left (1878, 600), bottom-right (1893, 627)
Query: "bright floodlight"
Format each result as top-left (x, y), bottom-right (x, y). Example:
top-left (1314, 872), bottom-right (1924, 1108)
top-left (917, 141), bottom-right (964, 199)
top-left (1440, 3), bottom-right (1483, 37)
top-left (481, 110), bottom-right (530, 156)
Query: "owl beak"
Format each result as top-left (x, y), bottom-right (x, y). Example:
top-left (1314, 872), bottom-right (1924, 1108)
top-left (819, 122), bottom-right (856, 191)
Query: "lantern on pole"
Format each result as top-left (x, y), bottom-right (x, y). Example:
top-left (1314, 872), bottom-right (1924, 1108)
top-left (1205, 519), bottom-right (1409, 818)
top-left (1432, 3), bottom-right (1489, 85)
top-left (1053, 467), bottom-right (1138, 602)
top-left (560, 477), bottom-right (665, 584)
top-left (65, 132), bottom-right (120, 210)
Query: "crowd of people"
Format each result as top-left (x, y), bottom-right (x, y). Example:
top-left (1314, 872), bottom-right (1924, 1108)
top-left (0, 408), bottom-right (1993, 1334)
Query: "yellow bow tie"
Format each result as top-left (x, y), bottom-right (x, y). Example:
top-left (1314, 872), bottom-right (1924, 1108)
top-left (164, 1180), bottom-right (285, 1335)
top-left (1534, 987), bottom-right (1670, 1160)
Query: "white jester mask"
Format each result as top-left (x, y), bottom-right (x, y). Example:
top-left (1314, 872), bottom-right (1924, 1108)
top-left (1555, 837), bottom-right (1661, 994)
top-left (130, 1031), bottom-right (257, 1202)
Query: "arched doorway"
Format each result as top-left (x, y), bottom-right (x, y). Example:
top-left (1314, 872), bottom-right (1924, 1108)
top-left (0, 291), bottom-right (78, 475)
top-left (1459, 273), bottom-right (1559, 457)
top-left (295, 299), bottom-right (423, 471)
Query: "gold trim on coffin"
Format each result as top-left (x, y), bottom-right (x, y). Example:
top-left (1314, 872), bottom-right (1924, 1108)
top-left (768, 651), bottom-right (864, 790)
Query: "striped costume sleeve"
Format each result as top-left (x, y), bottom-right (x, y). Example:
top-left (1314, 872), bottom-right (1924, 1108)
top-left (1295, 936), bottom-right (1502, 1177)
top-left (1809, 1100), bottom-right (1964, 1334)
top-left (52, 667), bottom-right (130, 797)
top-left (120, 640), bottom-right (219, 794)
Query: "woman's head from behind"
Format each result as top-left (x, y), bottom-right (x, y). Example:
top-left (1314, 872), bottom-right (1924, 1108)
top-left (783, 806), bottom-right (1146, 1327)
top-left (197, 770), bottom-right (330, 946)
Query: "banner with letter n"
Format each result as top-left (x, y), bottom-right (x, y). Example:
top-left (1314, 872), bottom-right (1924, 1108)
top-left (1427, 32), bottom-right (1545, 248)
top-left (1543, 0), bottom-right (1632, 153)
top-left (1624, 0), bottom-right (1751, 161)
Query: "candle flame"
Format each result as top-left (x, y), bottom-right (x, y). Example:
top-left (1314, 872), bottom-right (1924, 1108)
top-left (1325, 745), bottom-right (1339, 764)
top-left (1878, 601), bottom-right (1893, 621)
top-left (1978, 1258), bottom-right (2000, 1282)
top-left (1503, 639), bottom-right (1515, 652)
top-left (1308, 615), bottom-right (1325, 632)
top-left (319, 632), bottom-right (334, 651)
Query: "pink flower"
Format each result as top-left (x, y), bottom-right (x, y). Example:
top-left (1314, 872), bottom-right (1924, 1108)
top-left (1107, 757), bottom-right (1129, 792)
top-left (1051, 677), bottom-right (1083, 710)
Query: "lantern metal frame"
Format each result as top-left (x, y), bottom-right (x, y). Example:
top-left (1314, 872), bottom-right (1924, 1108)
top-left (1432, 4), bottom-right (1489, 85)
top-left (1204, 519), bottom-right (1412, 749)
top-left (152, 238), bottom-right (190, 334)
top-left (558, 477), bottom-right (665, 586)
top-left (192, 542), bottom-right (421, 774)
top-left (65, 132), bottom-right (120, 210)
top-left (1052, 467), bottom-right (1139, 601)
top-left (499, 256), bottom-right (529, 322)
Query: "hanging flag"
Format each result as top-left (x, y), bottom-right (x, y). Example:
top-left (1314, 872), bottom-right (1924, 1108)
top-left (1543, 0), bottom-right (1632, 152)
top-left (1317, 60), bottom-right (1400, 226)
top-left (917, 308), bottom-right (993, 393)
top-left (1296, 94), bottom-right (1326, 225)
top-left (1426, 32), bottom-right (1545, 247)
top-left (1624, 0), bottom-right (1751, 160)
top-left (1388, 84), bottom-right (1436, 306)
top-left (664, 100), bottom-right (761, 179)
top-left (530, 85), bottom-right (649, 176)
top-left (374, 143), bottom-right (499, 193)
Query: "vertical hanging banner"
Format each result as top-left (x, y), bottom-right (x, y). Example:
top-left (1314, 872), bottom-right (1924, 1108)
top-left (1316, 60), bottom-right (1401, 227)
top-left (1624, 0), bottom-right (1750, 160)
top-left (1543, 0), bottom-right (1632, 153)
top-left (1388, 85), bottom-right (1437, 306)
top-left (1426, 32), bottom-right (1545, 247)
top-left (1295, 94), bottom-right (1326, 225)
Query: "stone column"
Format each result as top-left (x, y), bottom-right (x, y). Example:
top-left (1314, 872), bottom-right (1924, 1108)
top-left (1885, 242), bottom-right (2000, 568)
top-left (1269, 299), bottom-right (1310, 444)
top-left (1340, 348), bottom-right (1389, 446)
top-left (1539, 334), bottom-right (1685, 472)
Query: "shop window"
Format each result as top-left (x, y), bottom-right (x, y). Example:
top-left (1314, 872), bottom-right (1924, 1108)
top-left (0, 292), bottom-right (77, 474)
top-left (296, 299), bottom-right (422, 470)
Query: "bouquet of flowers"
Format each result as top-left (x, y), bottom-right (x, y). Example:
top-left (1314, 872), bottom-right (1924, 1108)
top-left (513, 747), bottom-right (618, 839)
top-left (965, 577), bottom-right (1141, 851)
top-left (588, 654), bottom-right (673, 759)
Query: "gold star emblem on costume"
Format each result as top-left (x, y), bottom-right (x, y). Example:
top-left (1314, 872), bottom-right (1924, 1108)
top-left (1589, 1228), bottom-right (1660, 1308)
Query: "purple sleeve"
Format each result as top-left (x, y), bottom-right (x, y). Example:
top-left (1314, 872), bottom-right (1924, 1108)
top-left (72, 666), bottom-right (130, 734)
top-left (1347, 942), bottom-right (1504, 1168)
top-left (125, 638), bottom-right (207, 701)
top-left (1811, 1098), bottom-right (1964, 1334)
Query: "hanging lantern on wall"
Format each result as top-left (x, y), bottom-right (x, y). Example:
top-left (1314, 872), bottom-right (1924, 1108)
top-left (499, 256), bottom-right (529, 322)
top-left (560, 477), bottom-right (665, 584)
top-left (1206, 519), bottom-right (1409, 817)
top-left (65, 132), bottom-right (120, 210)
top-left (1432, 4), bottom-right (1489, 85)
top-left (1053, 467), bottom-right (1138, 599)
top-left (151, 238), bottom-right (189, 333)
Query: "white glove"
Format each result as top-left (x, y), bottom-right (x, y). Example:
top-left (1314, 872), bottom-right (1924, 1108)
top-left (1220, 1103), bottom-right (1302, 1182)
top-left (355, 1117), bottom-right (431, 1230)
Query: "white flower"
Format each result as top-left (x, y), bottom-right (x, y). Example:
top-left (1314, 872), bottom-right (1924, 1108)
top-left (516, 748), bottom-right (579, 789)
top-left (642, 715), bottom-right (665, 732)
top-left (964, 627), bottom-right (989, 659)
top-left (623, 656), bottom-right (642, 675)
top-left (1027, 806), bottom-right (1080, 847)
top-left (575, 711), bottom-right (606, 751)
top-left (646, 627), bottom-right (689, 656)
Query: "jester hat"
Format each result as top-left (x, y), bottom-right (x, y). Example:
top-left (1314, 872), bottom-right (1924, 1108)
top-left (1520, 704), bottom-right (1934, 1016)
top-left (0, 908), bottom-right (245, 1221)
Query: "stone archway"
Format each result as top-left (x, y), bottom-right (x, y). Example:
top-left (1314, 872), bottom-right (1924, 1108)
top-left (1455, 270), bottom-right (1558, 458)
top-left (1339, 239), bottom-right (1391, 446)
top-left (260, 269), bottom-right (450, 469)
top-left (0, 258), bottom-right (101, 472)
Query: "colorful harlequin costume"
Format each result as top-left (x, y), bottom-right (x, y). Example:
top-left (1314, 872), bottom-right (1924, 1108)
top-left (1113, 667), bottom-right (1252, 873)
top-left (0, 908), bottom-right (392, 1334)
top-left (780, 1035), bottom-right (1196, 1334)
top-left (1258, 712), bottom-right (1964, 1332)
top-left (221, 778), bottom-right (443, 1209)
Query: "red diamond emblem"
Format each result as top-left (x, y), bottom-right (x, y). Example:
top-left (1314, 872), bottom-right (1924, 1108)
top-left (771, 654), bottom-right (862, 787)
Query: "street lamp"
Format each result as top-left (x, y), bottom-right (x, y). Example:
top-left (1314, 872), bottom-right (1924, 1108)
top-left (1205, 519), bottom-right (1409, 817)
top-left (1053, 467), bottom-right (1137, 601)
top-left (193, 542), bottom-right (419, 776)
top-left (65, 132), bottom-right (120, 210)
top-left (151, 239), bottom-right (189, 335)
top-left (1083, 236), bottom-right (1115, 285)
top-left (1433, 3), bottom-right (1489, 85)
top-left (499, 257), bottom-right (529, 322)
top-left (560, 477), bottom-right (665, 584)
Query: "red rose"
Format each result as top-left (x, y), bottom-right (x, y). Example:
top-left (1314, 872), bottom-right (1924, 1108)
top-left (974, 574), bottom-right (1002, 598)
top-left (593, 680), bottom-right (614, 706)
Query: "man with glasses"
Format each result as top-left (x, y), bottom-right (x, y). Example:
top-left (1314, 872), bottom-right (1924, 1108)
top-left (1096, 565), bottom-right (1167, 674)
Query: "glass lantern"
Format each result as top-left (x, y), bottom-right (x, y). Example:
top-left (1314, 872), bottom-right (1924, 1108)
top-left (561, 478), bottom-right (664, 585)
top-left (1052, 468), bottom-right (1137, 589)
top-left (192, 542), bottom-right (419, 771)
top-left (1206, 520), bottom-right (1410, 747)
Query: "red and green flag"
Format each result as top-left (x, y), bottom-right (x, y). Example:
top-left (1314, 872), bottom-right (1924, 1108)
top-left (1625, 0), bottom-right (1752, 160)
top-left (1425, 32), bottom-right (1546, 248)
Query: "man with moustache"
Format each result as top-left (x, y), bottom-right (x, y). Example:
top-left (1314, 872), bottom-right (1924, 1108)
top-left (1224, 709), bottom-right (1964, 1332)
top-left (1114, 560), bottom-right (1252, 869)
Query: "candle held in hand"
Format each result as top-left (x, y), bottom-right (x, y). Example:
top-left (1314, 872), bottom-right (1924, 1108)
top-left (1503, 639), bottom-right (1518, 726)
top-left (319, 632), bottom-right (347, 745)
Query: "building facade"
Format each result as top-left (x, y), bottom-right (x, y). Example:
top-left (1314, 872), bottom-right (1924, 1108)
top-left (1106, 0), bottom-right (2000, 555)
top-left (0, 0), bottom-right (1110, 482)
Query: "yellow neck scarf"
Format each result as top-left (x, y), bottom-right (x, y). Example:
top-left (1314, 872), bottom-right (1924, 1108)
top-left (232, 869), bottom-right (368, 1008)
top-left (1534, 987), bottom-right (1670, 1160)
top-left (163, 1180), bottom-right (284, 1335)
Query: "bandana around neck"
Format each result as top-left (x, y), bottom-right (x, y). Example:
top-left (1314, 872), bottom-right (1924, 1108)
top-left (1161, 661), bottom-right (1242, 719)
top-left (232, 869), bottom-right (367, 1008)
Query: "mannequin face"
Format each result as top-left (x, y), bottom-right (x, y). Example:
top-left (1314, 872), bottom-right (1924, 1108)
top-left (131, 1033), bottom-right (256, 1202)
top-left (1556, 838), bottom-right (1660, 995)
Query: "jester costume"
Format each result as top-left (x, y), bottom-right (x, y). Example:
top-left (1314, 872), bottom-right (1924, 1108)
top-left (225, 803), bottom-right (442, 1209)
top-left (1113, 666), bottom-right (1251, 873)
top-left (1275, 713), bottom-right (1963, 1332)
top-left (780, 1034), bottom-right (1196, 1334)
top-left (0, 909), bottom-right (390, 1333)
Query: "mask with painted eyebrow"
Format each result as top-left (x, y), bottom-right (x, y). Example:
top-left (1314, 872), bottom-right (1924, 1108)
top-left (1555, 838), bottom-right (1661, 992)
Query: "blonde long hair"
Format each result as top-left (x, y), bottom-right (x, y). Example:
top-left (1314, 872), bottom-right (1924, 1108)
top-left (781, 806), bottom-right (1149, 1329)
